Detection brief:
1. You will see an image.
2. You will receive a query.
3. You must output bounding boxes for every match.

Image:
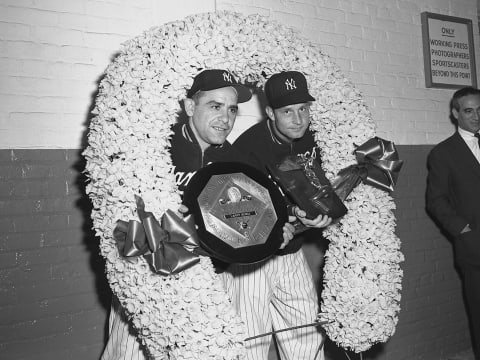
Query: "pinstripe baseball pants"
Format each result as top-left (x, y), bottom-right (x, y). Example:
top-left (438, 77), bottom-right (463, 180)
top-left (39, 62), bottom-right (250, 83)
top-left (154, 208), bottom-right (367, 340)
top-left (220, 250), bottom-right (325, 360)
top-left (101, 251), bottom-right (323, 360)
top-left (101, 296), bottom-right (148, 360)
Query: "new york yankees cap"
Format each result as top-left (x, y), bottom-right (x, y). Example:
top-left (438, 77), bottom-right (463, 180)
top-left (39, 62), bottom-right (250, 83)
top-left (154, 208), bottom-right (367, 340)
top-left (265, 71), bottom-right (315, 109)
top-left (187, 69), bottom-right (252, 103)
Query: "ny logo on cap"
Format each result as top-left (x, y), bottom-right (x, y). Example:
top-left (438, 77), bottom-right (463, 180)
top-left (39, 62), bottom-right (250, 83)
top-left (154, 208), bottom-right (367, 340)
top-left (223, 72), bottom-right (233, 83)
top-left (285, 78), bottom-right (297, 90)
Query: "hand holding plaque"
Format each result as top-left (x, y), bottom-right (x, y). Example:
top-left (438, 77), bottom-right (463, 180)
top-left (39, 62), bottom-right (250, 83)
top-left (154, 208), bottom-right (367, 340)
top-left (267, 150), bottom-right (347, 221)
top-left (183, 162), bottom-right (288, 264)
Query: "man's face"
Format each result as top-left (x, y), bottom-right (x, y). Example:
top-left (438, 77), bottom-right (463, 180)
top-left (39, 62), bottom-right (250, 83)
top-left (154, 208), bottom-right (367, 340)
top-left (453, 94), bottom-right (480, 134)
top-left (185, 87), bottom-right (239, 151)
top-left (267, 102), bottom-right (311, 143)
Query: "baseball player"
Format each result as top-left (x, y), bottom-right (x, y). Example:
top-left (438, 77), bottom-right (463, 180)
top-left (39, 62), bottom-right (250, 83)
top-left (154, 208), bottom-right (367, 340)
top-left (100, 69), bottom-right (297, 359)
top-left (225, 71), bottom-right (332, 360)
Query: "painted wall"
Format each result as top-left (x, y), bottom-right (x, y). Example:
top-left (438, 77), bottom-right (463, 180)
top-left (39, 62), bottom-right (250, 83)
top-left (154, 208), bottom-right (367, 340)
top-left (0, 1), bottom-right (479, 359)
top-left (1, 146), bottom-right (472, 360)
top-left (0, 0), bottom-right (215, 149)
top-left (218, 0), bottom-right (480, 145)
top-left (0, 149), bottom-right (105, 360)
top-left (1, 0), bottom-right (478, 149)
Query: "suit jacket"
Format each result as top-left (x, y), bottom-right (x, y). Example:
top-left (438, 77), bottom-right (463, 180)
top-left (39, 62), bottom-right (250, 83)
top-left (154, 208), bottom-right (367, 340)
top-left (426, 131), bottom-right (480, 266)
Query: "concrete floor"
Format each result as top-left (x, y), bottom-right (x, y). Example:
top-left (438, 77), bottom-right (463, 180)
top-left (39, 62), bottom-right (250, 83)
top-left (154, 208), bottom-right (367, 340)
top-left (447, 349), bottom-right (476, 360)
top-left (268, 340), bottom-right (476, 360)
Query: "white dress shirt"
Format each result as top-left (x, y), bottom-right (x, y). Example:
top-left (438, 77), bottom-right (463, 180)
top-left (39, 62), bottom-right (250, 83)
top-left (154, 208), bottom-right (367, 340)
top-left (458, 127), bottom-right (480, 163)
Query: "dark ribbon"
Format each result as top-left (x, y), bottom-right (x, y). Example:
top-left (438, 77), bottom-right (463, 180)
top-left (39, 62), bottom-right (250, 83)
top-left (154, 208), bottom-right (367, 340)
top-left (354, 136), bottom-right (403, 191)
top-left (113, 196), bottom-right (207, 275)
top-left (332, 137), bottom-right (403, 201)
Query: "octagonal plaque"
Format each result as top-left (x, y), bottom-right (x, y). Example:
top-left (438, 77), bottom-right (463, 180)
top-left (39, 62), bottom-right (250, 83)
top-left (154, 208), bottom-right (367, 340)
top-left (183, 162), bottom-right (288, 264)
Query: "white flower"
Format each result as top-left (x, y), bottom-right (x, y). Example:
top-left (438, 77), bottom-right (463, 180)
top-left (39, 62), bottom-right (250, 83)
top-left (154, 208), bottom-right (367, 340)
top-left (83, 10), bottom-right (403, 357)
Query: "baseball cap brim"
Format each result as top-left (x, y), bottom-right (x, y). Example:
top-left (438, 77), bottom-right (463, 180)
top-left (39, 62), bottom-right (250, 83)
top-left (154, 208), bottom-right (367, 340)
top-left (186, 69), bottom-right (252, 103)
top-left (270, 92), bottom-right (315, 109)
top-left (194, 84), bottom-right (252, 104)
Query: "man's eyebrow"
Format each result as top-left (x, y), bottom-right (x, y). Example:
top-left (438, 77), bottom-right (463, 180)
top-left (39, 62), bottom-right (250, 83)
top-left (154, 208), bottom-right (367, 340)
top-left (205, 100), bottom-right (222, 106)
top-left (204, 100), bottom-right (238, 110)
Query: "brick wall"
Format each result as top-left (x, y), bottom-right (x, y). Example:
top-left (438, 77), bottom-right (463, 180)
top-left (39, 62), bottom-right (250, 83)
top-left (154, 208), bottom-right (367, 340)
top-left (217, 0), bottom-right (480, 145)
top-left (0, 146), bottom-right (472, 360)
top-left (1, 0), bottom-right (478, 149)
top-left (0, 0), bottom-right (214, 149)
top-left (1, 0), bottom-right (478, 359)
top-left (275, 145), bottom-right (472, 360)
top-left (371, 145), bottom-right (470, 359)
top-left (0, 149), bottom-right (110, 360)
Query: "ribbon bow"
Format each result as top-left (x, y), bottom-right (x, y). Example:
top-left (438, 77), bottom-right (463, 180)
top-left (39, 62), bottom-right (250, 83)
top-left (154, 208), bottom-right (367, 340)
top-left (332, 137), bottom-right (403, 201)
top-left (113, 196), bottom-right (206, 275)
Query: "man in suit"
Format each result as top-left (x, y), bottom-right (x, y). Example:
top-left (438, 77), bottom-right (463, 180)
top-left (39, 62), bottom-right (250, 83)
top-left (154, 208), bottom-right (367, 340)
top-left (426, 86), bottom-right (480, 359)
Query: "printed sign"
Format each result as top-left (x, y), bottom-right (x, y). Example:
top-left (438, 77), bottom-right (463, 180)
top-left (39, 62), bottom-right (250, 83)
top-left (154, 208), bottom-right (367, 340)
top-left (421, 12), bottom-right (477, 88)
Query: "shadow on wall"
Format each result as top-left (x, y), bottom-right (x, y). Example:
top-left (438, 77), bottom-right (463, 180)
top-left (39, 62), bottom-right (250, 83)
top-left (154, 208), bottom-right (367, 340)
top-left (72, 150), bottom-right (112, 346)
top-left (74, 61), bottom-right (120, 346)
top-left (71, 152), bottom-right (111, 306)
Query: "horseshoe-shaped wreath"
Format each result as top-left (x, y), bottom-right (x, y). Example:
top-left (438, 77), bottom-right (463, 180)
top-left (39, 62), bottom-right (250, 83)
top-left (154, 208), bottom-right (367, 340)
top-left (84, 11), bottom-right (404, 358)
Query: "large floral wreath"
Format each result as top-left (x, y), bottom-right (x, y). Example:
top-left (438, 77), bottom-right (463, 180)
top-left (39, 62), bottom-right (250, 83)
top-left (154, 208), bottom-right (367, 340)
top-left (84, 11), bottom-right (404, 358)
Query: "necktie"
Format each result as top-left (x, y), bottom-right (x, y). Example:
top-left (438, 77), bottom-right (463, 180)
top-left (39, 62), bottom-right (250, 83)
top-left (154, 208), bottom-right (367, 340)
top-left (475, 133), bottom-right (480, 148)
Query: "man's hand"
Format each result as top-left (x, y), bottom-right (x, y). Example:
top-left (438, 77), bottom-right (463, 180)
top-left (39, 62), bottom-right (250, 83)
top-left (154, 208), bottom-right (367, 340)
top-left (460, 223), bottom-right (471, 234)
top-left (279, 216), bottom-right (296, 249)
top-left (292, 206), bottom-right (332, 228)
top-left (177, 204), bottom-right (189, 216)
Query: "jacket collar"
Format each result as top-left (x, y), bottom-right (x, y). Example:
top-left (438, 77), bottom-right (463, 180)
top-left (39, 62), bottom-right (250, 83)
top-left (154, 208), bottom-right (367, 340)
top-left (452, 131), bottom-right (480, 178)
top-left (267, 120), bottom-right (289, 145)
top-left (182, 122), bottom-right (197, 143)
top-left (182, 122), bottom-right (226, 149)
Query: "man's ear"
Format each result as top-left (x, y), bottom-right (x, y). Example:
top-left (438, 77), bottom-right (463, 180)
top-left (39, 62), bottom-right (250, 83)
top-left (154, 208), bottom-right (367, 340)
top-left (184, 98), bottom-right (195, 117)
top-left (451, 107), bottom-right (459, 121)
top-left (265, 106), bottom-right (275, 121)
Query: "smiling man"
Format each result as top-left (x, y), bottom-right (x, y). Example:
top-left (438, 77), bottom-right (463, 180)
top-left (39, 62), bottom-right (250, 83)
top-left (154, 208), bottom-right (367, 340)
top-left (426, 86), bottom-right (480, 360)
top-left (171, 69), bottom-right (252, 190)
top-left (229, 71), bottom-right (332, 360)
top-left (100, 69), bottom-right (297, 360)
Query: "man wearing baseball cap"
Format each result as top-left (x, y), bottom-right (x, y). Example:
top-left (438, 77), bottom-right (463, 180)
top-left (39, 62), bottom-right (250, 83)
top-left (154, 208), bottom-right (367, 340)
top-left (172, 69), bottom-right (252, 174)
top-left (227, 71), bottom-right (332, 360)
top-left (100, 69), bottom-right (297, 360)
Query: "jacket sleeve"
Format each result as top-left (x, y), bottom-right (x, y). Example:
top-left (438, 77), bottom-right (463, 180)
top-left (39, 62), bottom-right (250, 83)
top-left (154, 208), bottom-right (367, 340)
top-left (232, 131), bottom-right (266, 173)
top-left (426, 147), bottom-right (468, 237)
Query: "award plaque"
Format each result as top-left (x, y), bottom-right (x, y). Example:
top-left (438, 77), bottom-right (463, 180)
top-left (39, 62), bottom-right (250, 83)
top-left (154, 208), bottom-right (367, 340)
top-left (183, 162), bottom-right (288, 264)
